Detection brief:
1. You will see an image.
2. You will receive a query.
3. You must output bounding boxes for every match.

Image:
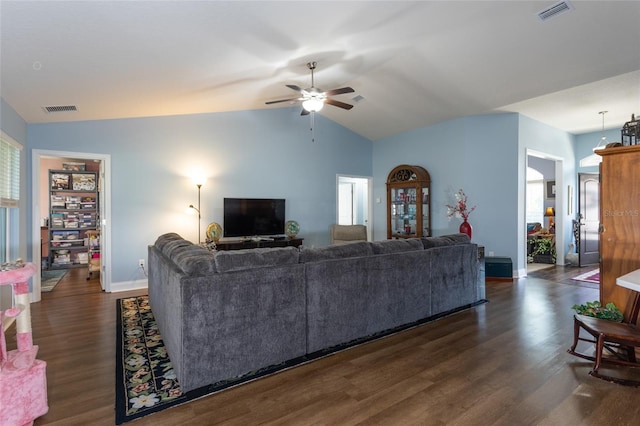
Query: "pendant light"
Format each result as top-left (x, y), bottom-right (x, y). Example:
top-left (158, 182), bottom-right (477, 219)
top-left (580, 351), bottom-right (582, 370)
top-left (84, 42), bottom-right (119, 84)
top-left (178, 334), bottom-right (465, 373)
top-left (579, 111), bottom-right (608, 168)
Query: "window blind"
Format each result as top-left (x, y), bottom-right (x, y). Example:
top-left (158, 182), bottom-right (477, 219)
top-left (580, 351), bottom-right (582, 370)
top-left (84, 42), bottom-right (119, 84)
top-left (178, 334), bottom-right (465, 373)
top-left (0, 132), bottom-right (22, 208)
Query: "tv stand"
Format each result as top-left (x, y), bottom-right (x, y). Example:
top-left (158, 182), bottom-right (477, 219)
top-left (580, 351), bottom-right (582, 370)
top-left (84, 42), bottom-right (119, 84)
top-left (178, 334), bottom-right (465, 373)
top-left (215, 237), bottom-right (303, 251)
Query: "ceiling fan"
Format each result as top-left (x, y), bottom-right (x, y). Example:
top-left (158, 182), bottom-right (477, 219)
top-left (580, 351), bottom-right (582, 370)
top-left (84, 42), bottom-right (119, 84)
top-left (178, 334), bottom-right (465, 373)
top-left (265, 61), bottom-right (355, 115)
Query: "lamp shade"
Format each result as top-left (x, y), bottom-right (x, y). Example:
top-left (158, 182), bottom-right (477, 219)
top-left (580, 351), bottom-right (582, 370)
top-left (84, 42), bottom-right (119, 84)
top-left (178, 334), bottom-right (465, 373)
top-left (544, 207), bottom-right (555, 217)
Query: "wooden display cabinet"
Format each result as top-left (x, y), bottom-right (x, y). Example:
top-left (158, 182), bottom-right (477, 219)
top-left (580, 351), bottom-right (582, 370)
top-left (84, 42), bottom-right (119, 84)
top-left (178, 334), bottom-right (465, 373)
top-left (598, 145), bottom-right (640, 323)
top-left (386, 164), bottom-right (431, 239)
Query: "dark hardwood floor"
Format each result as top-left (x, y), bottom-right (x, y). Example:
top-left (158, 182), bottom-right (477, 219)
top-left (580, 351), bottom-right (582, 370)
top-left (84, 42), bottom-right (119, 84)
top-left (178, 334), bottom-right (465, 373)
top-left (6, 265), bottom-right (640, 425)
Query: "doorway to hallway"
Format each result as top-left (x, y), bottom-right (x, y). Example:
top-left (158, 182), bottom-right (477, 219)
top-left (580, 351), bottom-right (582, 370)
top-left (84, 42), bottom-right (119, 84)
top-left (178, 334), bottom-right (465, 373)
top-left (31, 149), bottom-right (112, 301)
top-left (336, 175), bottom-right (372, 241)
top-left (525, 149), bottom-right (565, 273)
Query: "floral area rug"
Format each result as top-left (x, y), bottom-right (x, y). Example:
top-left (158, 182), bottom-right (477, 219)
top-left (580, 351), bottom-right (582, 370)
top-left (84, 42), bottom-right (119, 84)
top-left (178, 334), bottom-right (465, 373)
top-left (572, 268), bottom-right (600, 284)
top-left (116, 296), bottom-right (184, 424)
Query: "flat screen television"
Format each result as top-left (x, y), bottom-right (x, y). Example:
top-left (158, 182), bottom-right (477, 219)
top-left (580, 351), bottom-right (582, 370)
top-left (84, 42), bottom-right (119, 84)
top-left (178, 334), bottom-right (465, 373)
top-left (223, 198), bottom-right (285, 238)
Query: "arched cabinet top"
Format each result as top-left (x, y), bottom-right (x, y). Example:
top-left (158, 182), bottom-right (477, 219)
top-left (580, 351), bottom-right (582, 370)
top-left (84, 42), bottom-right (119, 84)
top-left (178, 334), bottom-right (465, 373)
top-left (386, 164), bottom-right (430, 185)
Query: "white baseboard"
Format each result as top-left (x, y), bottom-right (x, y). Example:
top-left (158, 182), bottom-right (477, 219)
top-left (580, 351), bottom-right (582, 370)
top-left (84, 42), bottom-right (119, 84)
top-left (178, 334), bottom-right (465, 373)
top-left (109, 279), bottom-right (148, 293)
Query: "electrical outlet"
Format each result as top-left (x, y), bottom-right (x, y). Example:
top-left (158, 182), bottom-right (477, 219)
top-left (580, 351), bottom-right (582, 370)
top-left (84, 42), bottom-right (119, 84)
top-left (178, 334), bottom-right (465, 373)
top-left (488, 251), bottom-right (494, 257)
top-left (139, 259), bottom-right (145, 268)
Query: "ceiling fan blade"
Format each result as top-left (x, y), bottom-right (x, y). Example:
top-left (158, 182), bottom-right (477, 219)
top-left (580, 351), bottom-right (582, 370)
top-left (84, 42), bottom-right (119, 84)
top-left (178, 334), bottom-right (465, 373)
top-left (301, 108), bottom-right (310, 116)
top-left (265, 97), bottom-right (300, 105)
top-left (325, 98), bottom-right (354, 110)
top-left (286, 84), bottom-right (303, 92)
top-left (325, 87), bottom-right (355, 96)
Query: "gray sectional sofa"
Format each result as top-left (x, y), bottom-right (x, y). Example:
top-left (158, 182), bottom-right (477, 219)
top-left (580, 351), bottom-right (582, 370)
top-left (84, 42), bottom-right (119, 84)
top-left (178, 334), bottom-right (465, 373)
top-left (148, 232), bottom-right (484, 393)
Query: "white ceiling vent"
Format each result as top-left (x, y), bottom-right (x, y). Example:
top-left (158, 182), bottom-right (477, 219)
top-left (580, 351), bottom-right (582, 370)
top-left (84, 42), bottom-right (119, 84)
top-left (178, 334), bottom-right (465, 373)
top-left (537, 1), bottom-right (574, 22)
top-left (42, 105), bottom-right (78, 113)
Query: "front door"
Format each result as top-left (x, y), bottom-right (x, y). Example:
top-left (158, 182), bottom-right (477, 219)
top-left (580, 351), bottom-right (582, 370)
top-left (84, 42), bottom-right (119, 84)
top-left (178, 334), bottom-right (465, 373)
top-left (578, 173), bottom-right (599, 266)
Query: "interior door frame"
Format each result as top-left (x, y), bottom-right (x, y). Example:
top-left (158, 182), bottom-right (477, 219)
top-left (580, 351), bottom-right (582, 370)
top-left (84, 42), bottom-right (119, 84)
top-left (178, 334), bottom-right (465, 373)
top-left (336, 174), bottom-right (373, 241)
top-left (525, 149), bottom-right (565, 269)
top-left (31, 149), bottom-right (112, 301)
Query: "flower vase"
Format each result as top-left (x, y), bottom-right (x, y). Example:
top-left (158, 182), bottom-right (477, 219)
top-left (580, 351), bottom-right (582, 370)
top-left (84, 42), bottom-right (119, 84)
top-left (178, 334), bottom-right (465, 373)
top-left (459, 219), bottom-right (472, 239)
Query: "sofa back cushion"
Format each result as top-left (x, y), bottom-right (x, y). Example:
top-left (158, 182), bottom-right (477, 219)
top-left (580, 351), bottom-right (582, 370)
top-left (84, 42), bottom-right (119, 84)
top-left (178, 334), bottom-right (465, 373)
top-left (300, 241), bottom-right (373, 263)
top-left (441, 233), bottom-right (472, 245)
top-left (421, 233), bottom-right (470, 249)
top-left (214, 246), bottom-right (300, 273)
top-left (171, 245), bottom-right (216, 275)
top-left (370, 238), bottom-right (423, 254)
top-left (156, 233), bottom-right (191, 255)
top-left (153, 233), bottom-right (216, 275)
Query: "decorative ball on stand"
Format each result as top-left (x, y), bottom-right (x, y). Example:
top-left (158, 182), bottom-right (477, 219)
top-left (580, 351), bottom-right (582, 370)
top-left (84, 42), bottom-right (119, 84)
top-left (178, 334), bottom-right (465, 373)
top-left (206, 222), bottom-right (222, 243)
top-left (285, 220), bottom-right (300, 239)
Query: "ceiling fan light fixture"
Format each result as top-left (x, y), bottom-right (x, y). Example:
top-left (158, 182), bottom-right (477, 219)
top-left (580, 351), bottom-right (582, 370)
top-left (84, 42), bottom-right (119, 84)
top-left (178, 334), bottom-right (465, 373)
top-left (266, 61), bottom-right (353, 117)
top-left (303, 98), bottom-right (324, 112)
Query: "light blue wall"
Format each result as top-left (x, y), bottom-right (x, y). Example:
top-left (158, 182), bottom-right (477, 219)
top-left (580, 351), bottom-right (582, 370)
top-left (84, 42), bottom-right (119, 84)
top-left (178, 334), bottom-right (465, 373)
top-left (373, 112), bottom-right (578, 275)
top-left (373, 113), bottom-right (520, 263)
top-left (26, 108), bottom-right (372, 285)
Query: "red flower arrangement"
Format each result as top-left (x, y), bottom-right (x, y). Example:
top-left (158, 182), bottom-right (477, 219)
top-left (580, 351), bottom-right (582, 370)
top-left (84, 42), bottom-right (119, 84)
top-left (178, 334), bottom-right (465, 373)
top-left (446, 189), bottom-right (476, 221)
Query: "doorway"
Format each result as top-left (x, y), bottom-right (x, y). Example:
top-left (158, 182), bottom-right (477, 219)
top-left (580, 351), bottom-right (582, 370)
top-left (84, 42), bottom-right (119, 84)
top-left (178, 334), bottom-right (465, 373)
top-left (31, 149), bottom-right (111, 301)
top-left (525, 150), bottom-right (564, 272)
top-left (336, 175), bottom-right (372, 241)
top-left (577, 173), bottom-right (599, 266)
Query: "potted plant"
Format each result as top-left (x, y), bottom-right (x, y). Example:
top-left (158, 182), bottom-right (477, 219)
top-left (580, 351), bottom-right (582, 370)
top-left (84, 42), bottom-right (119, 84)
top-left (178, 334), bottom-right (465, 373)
top-left (531, 237), bottom-right (556, 263)
top-left (571, 300), bottom-right (623, 322)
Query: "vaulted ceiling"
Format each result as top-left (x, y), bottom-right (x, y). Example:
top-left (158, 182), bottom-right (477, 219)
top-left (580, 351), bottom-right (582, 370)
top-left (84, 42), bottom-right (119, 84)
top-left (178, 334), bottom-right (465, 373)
top-left (1, 1), bottom-right (639, 141)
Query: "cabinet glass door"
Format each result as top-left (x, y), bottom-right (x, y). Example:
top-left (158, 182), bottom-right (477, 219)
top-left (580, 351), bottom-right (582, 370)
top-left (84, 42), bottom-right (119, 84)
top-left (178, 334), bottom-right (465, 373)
top-left (421, 186), bottom-right (429, 236)
top-left (391, 187), bottom-right (419, 237)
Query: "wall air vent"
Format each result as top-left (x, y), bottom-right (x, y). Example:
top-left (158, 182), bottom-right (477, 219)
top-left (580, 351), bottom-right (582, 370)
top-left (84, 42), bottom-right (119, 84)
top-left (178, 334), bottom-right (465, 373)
top-left (42, 105), bottom-right (78, 113)
top-left (537, 1), bottom-right (574, 22)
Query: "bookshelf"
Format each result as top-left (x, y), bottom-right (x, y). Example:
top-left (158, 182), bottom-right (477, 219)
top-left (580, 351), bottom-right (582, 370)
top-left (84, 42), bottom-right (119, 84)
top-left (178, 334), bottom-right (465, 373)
top-left (48, 170), bottom-right (99, 269)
